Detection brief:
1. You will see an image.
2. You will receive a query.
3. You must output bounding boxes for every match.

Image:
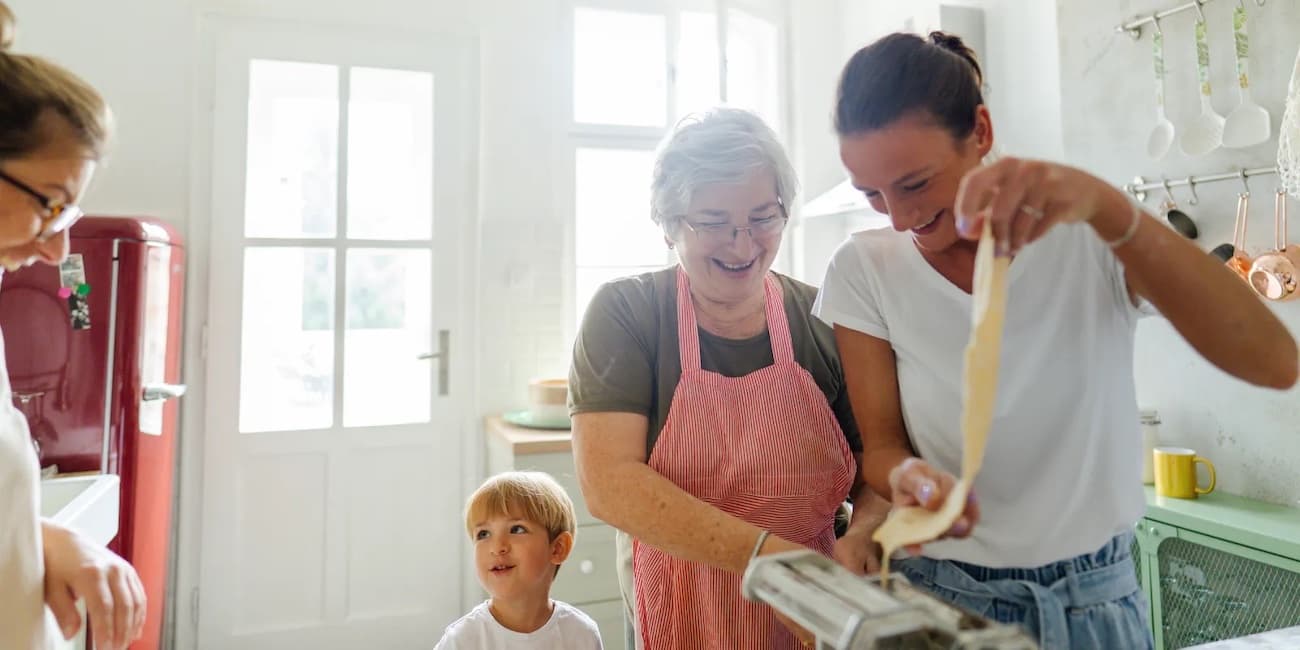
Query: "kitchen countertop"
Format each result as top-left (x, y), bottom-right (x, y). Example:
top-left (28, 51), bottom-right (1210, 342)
top-left (484, 416), bottom-right (572, 455)
top-left (1142, 486), bottom-right (1300, 559)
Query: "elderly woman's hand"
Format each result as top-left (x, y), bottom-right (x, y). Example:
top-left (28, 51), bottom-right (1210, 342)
top-left (41, 520), bottom-right (146, 650)
top-left (888, 458), bottom-right (980, 554)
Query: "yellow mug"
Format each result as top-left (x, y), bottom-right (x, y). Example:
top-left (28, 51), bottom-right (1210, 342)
top-left (1153, 447), bottom-right (1216, 499)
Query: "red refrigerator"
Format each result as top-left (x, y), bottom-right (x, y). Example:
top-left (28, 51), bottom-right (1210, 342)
top-left (0, 216), bottom-right (186, 650)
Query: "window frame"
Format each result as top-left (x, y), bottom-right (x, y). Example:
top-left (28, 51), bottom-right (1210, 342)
top-left (562, 0), bottom-right (793, 340)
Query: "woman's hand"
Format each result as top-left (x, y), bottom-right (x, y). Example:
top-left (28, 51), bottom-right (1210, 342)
top-left (41, 520), bottom-right (146, 649)
top-left (954, 157), bottom-right (1119, 256)
top-left (832, 527), bottom-right (882, 576)
top-left (887, 458), bottom-right (979, 554)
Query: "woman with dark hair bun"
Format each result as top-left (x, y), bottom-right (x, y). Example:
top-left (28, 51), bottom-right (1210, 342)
top-left (817, 31), bottom-right (1296, 649)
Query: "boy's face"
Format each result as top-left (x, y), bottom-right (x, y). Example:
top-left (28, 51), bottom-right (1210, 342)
top-left (472, 513), bottom-right (573, 602)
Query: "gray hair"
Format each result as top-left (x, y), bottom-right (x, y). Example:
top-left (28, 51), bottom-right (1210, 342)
top-left (650, 107), bottom-right (798, 232)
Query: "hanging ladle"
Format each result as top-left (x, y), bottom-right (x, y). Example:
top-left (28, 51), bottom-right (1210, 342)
top-left (1160, 179), bottom-right (1199, 239)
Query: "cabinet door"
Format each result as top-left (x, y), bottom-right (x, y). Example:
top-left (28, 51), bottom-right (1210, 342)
top-left (579, 600), bottom-right (627, 650)
top-left (1153, 527), bottom-right (1300, 648)
top-left (553, 525), bottom-right (622, 606)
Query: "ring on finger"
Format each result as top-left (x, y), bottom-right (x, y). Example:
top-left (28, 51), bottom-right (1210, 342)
top-left (1019, 204), bottom-right (1045, 220)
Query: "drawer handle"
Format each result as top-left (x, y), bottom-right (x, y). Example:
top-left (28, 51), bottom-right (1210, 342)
top-left (579, 560), bottom-right (595, 575)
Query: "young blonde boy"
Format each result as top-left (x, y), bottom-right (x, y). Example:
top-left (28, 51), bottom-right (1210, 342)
top-left (435, 471), bottom-right (603, 649)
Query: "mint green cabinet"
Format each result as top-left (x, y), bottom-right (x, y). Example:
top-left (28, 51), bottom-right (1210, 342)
top-left (1134, 487), bottom-right (1300, 649)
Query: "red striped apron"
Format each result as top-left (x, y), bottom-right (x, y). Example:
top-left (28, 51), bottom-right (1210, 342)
top-left (633, 268), bottom-right (856, 649)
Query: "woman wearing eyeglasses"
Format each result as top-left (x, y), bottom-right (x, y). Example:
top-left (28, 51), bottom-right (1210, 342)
top-left (1, 4), bottom-right (147, 650)
top-left (569, 108), bottom-right (890, 649)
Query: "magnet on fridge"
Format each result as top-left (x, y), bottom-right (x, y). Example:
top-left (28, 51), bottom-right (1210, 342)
top-left (76, 283), bottom-right (90, 296)
top-left (57, 287), bottom-right (72, 299)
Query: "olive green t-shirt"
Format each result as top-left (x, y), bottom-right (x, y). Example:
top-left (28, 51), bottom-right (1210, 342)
top-left (569, 267), bottom-right (862, 458)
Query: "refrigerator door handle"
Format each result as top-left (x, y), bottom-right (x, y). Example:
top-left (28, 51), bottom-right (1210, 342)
top-left (142, 383), bottom-right (188, 402)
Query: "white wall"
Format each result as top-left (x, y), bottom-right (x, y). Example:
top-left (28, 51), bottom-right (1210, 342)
top-left (790, 0), bottom-right (1064, 285)
top-left (1059, 0), bottom-right (1300, 507)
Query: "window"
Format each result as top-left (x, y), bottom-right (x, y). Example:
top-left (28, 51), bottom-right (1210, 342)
top-left (569, 1), bottom-right (788, 327)
top-left (238, 60), bottom-right (436, 433)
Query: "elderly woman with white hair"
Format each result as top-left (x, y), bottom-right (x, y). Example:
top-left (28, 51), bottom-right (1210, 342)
top-left (569, 108), bottom-right (890, 649)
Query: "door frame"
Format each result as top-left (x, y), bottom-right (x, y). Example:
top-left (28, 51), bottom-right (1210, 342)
top-left (175, 13), bottom-right (481, 649)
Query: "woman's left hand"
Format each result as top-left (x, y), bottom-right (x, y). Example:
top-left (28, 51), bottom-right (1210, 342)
top-left (832, 528), bottom-right (882, 576)
top-left (954, 157), bottom-right (1113, 256)
top-left (41, 520), bottom-right (147, 650)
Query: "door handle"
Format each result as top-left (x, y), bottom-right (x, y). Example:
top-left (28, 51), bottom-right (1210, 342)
top-left (417, 329), bottom-right (450, 396)
top-left (142, 383), bottom-right (188, 402)
top-left (13, 391), bottom-right (46, 405)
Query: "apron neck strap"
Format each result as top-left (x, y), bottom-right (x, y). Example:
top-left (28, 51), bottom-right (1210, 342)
top-left (674, 267), bottom-right (795, 370)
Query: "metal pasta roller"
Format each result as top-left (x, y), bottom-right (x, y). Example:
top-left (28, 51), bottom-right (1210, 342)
top-left (741, 550), bottom-right (1038, 649)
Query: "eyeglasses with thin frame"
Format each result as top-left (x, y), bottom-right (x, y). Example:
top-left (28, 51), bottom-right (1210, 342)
top-left (0, 168), bottom-right (84, 241)
top-left (678, 200), bottom-right (789, 248)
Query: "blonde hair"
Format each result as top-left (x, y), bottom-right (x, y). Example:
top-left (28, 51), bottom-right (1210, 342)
top-left (0, 1), bottom-right (113, 160)
top-left (465, 471), bottom-right (576, 541)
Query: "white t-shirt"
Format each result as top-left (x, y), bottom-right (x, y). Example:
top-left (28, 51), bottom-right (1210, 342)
top-left (814, 223), bottom-right (1152, 568)
top-left (0, 324), bottom-right (56, 650)
top-left (435, 600), bottom-right (603, 650)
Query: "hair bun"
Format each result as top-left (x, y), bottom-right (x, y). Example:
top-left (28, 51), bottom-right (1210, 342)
top-left (0, 1), bottom-right (15, 52)
top-left (927, 30), bottom-right (982, 83)
top-left (928, 31), bottom-right (963, 51)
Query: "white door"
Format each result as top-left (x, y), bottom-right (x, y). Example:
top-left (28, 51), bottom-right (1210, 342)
top-left (198, 20), bottom-right (476, 650)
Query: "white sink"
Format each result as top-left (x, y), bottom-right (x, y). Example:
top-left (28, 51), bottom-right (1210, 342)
top-left (40, 474), bottom-right (120, 546)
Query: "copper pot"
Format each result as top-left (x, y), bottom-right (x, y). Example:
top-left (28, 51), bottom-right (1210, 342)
top-left (1248, 190), bottom-right (1299, 301)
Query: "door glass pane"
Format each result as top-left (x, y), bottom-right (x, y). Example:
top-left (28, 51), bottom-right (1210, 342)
top-left (574, 8), bottom-right (667, 126)
top-left (343, 249), bottom-right (432, 427)
top-left (245, 60), bottom-right (339, 239)
top-left (240, 248), bottom-right (335, 433)
top-left (347, 67), bottom-right (434, 241)
top-left (575, 148), bottom-right (663, 267)
top-left (726, 10), bottom-right (781, 131)
top-left (676, 11), bottom-right (720, 118)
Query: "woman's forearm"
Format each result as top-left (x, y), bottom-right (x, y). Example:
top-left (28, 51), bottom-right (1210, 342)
top-left (845, 481), bottom-right (891, 534)
top-left (573, 413), bottom-right (778, 575)
top-left (1093, 190), bottom-right (1298, 389)
top-left (583, 457), bottom-right (767, 574)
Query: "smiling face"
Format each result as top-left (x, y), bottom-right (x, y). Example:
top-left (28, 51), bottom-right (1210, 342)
top-left (838, 109), bottom-right (992, 256)
top-left (472, 512), bottom-right (573, 603)
top-left (668, 168), bottom-right (786, 306)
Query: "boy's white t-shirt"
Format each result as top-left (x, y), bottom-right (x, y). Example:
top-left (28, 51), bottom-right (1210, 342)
top-left (435, 600), bottom-right (602, 650)
top-left (814, 223), bottom-right (1153, 568)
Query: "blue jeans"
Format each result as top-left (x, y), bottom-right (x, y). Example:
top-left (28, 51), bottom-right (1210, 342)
top-left (896, 532), bottom-right (1153, 650)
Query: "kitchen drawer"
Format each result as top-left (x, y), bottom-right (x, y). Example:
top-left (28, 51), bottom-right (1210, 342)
top-left (553, 524), bottom-right (621, 606)
top-left (578, 599), bottom-right (627, 650)
top-left (512, 451), bottom-right (598, 527)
